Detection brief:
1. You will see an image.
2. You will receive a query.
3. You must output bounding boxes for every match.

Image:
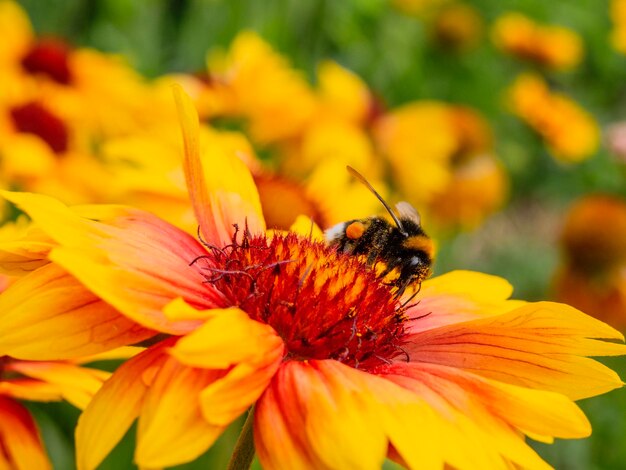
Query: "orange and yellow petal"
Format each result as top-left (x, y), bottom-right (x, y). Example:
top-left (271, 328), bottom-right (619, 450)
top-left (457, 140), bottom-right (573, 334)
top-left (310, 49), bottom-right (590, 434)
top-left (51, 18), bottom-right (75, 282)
top-left (0, 396), bottom-right (51, 470)
top-left (254, 377), bottom-right (322, 470)
top-left (0, 263), bottom-right (154, 360)
top-left (405, 270), bottom-right (523, 334)
top-left (6, 361), bottom-right (110, 410)
top-left (135, 356), bottom-right (225, 468)
top-left (316, 360), bottom-right (445, 470)
top-left (255, 360), bottom-right (444, 470)
top-left (0, 379), bottom-right (61, 402)
top-left (404, 301), bottom-right (626, 400)
top-left (168, 305), bottom-right (284, 426)
top-left (255, 360), bottom-right (386, 470)
top-left (173, 85), bottom-right (265, 246)
top-left (380, 362), bottom-right (565, 468)
top-left (76, 341), bottom-right (172, 470)
top-left (2, 191), bottom-right (222, 334)
top-left (170, 307), bottom-right (283, 369)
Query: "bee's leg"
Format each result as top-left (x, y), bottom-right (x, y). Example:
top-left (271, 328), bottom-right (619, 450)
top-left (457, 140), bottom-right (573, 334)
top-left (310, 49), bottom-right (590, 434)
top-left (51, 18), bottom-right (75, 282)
top-left (366, 250), bottom-right (379, 266)
top-left (377, 255), bottom-right (404, 277)
top-left (395, 276), bottom-right (412, 298)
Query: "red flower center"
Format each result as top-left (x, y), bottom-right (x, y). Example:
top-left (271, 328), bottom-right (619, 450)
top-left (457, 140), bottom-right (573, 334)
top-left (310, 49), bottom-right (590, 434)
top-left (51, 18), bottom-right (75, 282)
top-left (9, 102), bottom-right (69, 154)
top-left (194, 231), bottom-right (409, 369)
top-left (21, 38), bottom-right (73, 85)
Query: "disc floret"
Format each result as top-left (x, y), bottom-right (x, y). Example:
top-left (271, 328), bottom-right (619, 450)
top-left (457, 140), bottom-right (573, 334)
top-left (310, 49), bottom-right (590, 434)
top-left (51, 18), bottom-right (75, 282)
top-left (193, 230), bottom-right (408, 369)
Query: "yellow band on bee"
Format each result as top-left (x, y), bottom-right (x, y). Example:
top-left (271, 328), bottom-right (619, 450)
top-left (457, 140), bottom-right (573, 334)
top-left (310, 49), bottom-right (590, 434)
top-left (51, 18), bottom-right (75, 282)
top-left (403, 235), bottom-right (434, 258)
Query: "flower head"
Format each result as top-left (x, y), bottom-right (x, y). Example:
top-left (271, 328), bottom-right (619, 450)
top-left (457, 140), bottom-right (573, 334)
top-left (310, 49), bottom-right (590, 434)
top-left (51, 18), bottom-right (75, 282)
top-left (553, 194), bottom-right (626, 330)
top-left (431, 3), bottom-right (483, 52)
top-left (508, 73), bottom-right (599, 162)
top-left (492, 12), bottom-right (583, 70)
top-left (0, 88), bottom-right (624, 470)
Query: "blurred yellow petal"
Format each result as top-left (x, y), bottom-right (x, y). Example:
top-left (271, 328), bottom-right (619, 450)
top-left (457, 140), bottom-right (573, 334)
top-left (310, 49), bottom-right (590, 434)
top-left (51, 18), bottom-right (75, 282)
top-left (173, 85), bottom-right (265, 246)
top-left (0, 397), bottom-right (51, 470)
top-left (135, 357), bottom-right (224, 468)
top-left (0, 263), bottom-right (154, 360)
top-left (305, 158), bottom-right (386, 225)
top-left (428, 153), bottom-right (508, 230)
top-left (76, 342), bottom-right (171, 470)
top-left (1, 133), bottom-right (57, 180)
top-left (373, 101), bottom-right (457, 203)
top-left (0, 0), bottom-right (33, 65)
top-left (316, 60), bottom-right (371, 124)
top-left (492, 12), bottom-right (583, 70)
top-left (213, 31), bottom-right (317, 143)
top-left (508, 73), bottom-right (599, 162)
top-left (254, 172), bottom-right (327, 230)
top-left (289, 214), bottom-right (324, 241)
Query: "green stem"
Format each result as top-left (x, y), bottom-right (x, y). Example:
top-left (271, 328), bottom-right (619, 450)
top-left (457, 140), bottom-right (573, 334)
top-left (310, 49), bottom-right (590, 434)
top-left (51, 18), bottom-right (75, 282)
top-left (227, 406), bottom-right (256, 470)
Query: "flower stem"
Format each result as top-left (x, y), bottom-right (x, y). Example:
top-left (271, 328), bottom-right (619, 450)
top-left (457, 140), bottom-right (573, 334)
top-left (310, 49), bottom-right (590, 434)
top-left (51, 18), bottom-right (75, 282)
top-left (227, 406), bottom-right (256, 470)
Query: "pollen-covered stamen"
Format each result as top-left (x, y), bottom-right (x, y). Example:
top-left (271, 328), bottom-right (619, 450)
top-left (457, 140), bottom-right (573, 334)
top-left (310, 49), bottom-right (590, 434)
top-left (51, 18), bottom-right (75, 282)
top-left (194, 231), bottom-right (409, 369)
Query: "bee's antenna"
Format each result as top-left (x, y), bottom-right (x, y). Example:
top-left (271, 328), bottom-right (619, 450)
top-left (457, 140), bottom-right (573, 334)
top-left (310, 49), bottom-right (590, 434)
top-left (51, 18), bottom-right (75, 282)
top-left (346, 166), bottom-right (407, 235)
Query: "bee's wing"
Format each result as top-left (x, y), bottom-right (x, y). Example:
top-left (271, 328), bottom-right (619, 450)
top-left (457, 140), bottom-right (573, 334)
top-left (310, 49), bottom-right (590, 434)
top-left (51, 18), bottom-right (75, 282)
top-left (395, 201), bottom-right (421, 226)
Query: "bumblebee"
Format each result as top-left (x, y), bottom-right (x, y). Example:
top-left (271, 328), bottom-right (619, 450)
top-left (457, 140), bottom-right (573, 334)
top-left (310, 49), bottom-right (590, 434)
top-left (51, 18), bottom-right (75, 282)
top-left (325, 166), bottom-right (434, 296)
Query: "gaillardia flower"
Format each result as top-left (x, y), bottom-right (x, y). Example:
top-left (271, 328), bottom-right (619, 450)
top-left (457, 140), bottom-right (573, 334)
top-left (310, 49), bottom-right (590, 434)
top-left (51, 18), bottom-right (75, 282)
top-left (1, 89), bottom-right (624, 470)
top-left (508, 73), bottom-right (599, 163)
top-left (492, 12), bottom-right (583, 70)
top-left (553, 194), bottom-right (626, 331)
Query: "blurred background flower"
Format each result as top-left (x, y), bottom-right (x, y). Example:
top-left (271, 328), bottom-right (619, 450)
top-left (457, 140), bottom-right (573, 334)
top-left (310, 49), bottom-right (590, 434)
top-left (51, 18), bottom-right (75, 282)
top-left (553, 194), bottom-right (626, 331)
